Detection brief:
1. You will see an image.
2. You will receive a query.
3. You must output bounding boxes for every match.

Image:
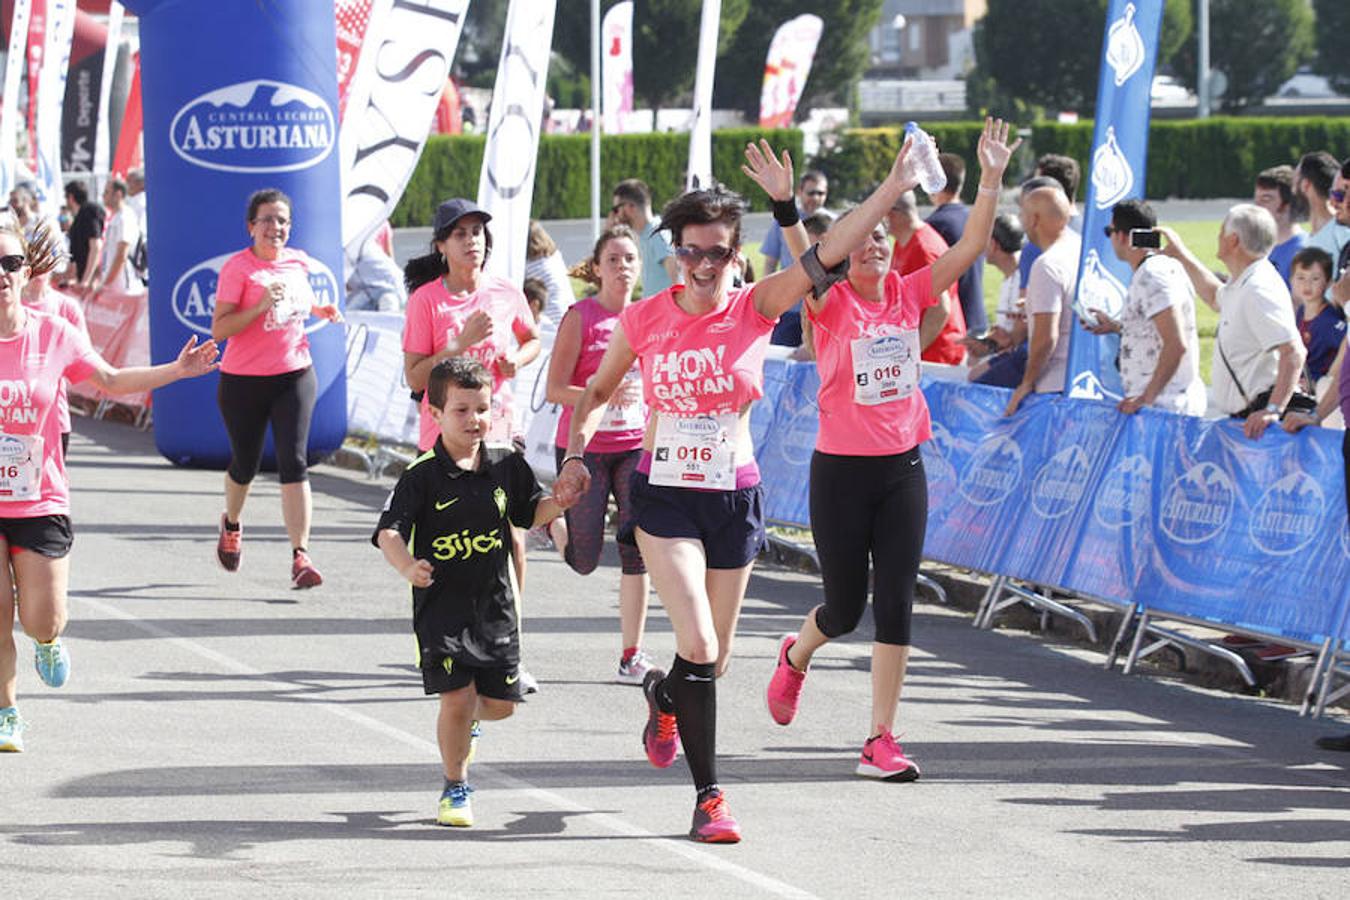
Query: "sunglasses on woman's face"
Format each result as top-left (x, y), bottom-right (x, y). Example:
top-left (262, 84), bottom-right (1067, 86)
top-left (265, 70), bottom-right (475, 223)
top-left (674, 244), bottom-right (734, 265)
top-left (1332, 189), bottom-right (1347, 204)
top-left (0, 254), bottom-right (25, 273)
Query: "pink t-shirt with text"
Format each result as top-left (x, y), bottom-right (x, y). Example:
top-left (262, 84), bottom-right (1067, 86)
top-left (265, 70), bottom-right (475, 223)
top-left (403, 274), bottom-right (538, 451)
top-left (216, 247), bottom-right (316, 377)
top-left (809, 267), bottom-right (936, 456)
top-left (619, 285), bottom-right (775, 417)
top-left (554, 297), bottom-right (644, 454)
top-left (24, 287), bottom-right (88, 434)
top-left (0, 312), bottom-right (100, 516)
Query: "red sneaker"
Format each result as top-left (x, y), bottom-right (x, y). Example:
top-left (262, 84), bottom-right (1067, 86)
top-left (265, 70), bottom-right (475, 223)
top-left (641, 669), bottom-right (679, 768)
top-left (216, 515), bottom-right (242, 572)
top-left (766, 634), bottom-right (806, 726)
top-left (690, 790), bottom-right (741, 843)
top-left (291, 550), bottom-right (323, 589)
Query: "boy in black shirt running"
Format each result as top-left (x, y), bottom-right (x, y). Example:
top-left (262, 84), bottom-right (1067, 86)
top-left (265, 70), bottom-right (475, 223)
top-left (374, 358), bottom-right (572, 827)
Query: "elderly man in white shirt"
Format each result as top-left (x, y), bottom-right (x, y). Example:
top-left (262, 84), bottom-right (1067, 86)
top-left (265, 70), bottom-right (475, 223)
top-left (1162, 203), bottom-right (1305, 440)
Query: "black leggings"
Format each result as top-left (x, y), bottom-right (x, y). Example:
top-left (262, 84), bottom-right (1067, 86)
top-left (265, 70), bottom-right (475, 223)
top-left (218, 367), bottom-right (317, 485)
top-left (809, 448), bottom-right (927, 646)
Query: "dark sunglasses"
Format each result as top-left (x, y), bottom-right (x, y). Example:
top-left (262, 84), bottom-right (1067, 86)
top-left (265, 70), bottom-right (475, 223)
top-left (0, 254), bottom-right (25, 273)
top-left (1102, 226), bottom-right (1118, 238)
top-left (674, 244), bottom-right (735, 265)
top-left (1333, 189), bottom-right (1347, 203)
top-left (804, 189), bottom-right (827, 198)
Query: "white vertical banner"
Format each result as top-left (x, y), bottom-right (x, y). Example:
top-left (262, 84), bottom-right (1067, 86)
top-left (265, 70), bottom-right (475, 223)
top-left (92, 1), bottom-right (123, 183)
top-left (600, 0), bottom-right (632, 135)
top-left (758, 14), bottom-right (822, 129)
top-left (32, 0), bottom-right (74, 216)
top-left (478, 0), bottom-right (558, 285)
top-left (0, 0), bottom-right (32, 196)
top-left (686, 0), bottom-right (720, 190)
top-left (338, 0), bottom-right (469, 261)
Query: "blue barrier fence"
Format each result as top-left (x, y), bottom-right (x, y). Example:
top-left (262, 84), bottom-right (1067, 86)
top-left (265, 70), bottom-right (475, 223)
top-left (755, 359), bottom-right (1350, 651)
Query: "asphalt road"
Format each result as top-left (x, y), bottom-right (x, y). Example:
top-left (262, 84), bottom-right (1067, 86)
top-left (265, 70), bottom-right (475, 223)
top-left (3, 415), bottom-right (1347, 897)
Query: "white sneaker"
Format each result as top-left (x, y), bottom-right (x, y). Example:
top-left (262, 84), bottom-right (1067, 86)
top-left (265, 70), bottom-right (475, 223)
top-left (616, 650), bottom-right (654, 685)
top-left (518, 668), bottom-right (540, 695)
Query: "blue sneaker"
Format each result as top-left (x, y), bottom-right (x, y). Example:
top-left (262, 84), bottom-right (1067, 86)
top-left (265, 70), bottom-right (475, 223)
top-left (34, 638), bottom-right (70, 688)
top-left (0, 706), bottom-right (24, 752)
top-left (437, 781), bottom-right (474, 827)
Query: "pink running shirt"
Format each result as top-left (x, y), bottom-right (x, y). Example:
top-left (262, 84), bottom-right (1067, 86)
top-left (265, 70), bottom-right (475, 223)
top-left (619, 285), bottom-right (775, 417)
top-left (808, 267), bottom-right (936, 456)
top-left (0, 312), bottom-right (100, 516)
top-left (403, 274), bottom-right (538, 451)
top-left (23, 287), bottom-right (87, 435)
top-left (216, 247), bottom-right (317, 377)
top-left (554, 297), bottom-right (645, 454)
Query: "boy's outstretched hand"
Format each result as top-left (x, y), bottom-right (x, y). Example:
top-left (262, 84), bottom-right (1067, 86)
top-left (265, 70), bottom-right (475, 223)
top-left (403, 558), bottom-right (434, 588)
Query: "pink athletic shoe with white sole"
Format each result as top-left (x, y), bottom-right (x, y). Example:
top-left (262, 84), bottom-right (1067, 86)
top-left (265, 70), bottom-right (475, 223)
top-left (856, 730), bottom-right (920, 782)
top-left (766, 634), bottom-right (806, 725)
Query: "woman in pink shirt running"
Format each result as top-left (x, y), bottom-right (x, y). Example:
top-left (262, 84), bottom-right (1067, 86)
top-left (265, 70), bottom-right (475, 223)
top-left (763, 119), bottom-right (1020, 783)
top-left (0, 223), bottom-right (219, 753)
top-left (20, 224), bottom-right (86, 458)
top-left (211, 189), bottom-right (343, 590)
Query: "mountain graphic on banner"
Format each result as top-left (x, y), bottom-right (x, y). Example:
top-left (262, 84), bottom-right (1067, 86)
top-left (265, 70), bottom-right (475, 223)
top-left (1250, 471), bottom-right (1324, 556)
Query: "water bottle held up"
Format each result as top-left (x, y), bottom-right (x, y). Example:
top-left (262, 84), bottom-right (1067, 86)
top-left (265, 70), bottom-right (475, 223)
top-left (903, 122), bottom-right (947, 196)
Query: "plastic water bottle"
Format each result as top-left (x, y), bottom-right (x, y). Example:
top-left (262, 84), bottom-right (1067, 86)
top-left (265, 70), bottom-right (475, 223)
top-left (903, 122), bottom-right (947, 196)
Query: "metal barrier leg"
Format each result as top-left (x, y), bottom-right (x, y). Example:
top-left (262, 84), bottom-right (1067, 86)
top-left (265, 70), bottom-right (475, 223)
top-left (1105, 604), bottom-right (1139, 671)
top-left (1122, 610), bottom-right (1151, 675)
top-left (916, 572), bottom-right (948, 606)
top-left (974, 575), bottom-right (1006, 629)
top-left (1001, 582), bottom-right (1098, 643)
top-left (1301, 637), bottom-right (1333, 717)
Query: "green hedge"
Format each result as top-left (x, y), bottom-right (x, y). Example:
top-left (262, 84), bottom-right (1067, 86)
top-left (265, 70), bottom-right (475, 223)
top-left (392, 128), bottom-right (804, 226)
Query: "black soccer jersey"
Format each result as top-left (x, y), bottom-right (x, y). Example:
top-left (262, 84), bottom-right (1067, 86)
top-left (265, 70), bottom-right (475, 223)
top-left (373, 441), bottom-right (543, 669)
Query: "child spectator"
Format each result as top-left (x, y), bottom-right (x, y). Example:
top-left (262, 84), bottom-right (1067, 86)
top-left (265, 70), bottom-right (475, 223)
top-left (373, 357), bottom-right (572, 828)
top-left (523, 277), bottom-right (548, 326)
top-left (1291, 247), bottom-right (1345, 384)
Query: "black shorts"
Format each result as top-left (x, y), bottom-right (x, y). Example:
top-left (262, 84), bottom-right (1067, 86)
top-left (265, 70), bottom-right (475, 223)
top-left (0, 515), bottom-right (74, 558)
top-left (422, 656), bottom-right (526, 701)
top-left (619, 470), bottom-right (765, 570)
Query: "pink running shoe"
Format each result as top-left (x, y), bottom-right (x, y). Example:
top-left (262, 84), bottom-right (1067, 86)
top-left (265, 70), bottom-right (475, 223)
top-left (641, 669), bottom-right (679, 768)
top-left (689, 790), bottom-right (741, 843)
top-left (765, 634), bottom-right (807, 726)
top-left (291, 550), bottom-right (323, 589)
top-left (856, 730), bottom-right (921, 782)
top-left (216, 515), bottom-right (242, 572)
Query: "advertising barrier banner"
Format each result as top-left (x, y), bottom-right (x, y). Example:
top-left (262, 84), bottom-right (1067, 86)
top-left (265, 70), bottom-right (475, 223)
top-left (68, 287), bottom-right (150, 409)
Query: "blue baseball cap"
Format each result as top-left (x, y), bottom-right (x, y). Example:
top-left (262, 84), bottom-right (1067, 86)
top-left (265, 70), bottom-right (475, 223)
top-left (433, 198), bottom-right (491, 233)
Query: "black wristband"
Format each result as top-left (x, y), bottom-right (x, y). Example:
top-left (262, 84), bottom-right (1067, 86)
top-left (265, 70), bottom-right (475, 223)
top-left (799, 243), bottom-right (850, 299)
top-left (772, 199), bottom-right (799, 228)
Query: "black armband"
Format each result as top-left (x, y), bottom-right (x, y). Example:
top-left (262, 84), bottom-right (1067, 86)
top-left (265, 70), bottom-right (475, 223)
top-left (771, 199), bottom-right (800, 228)
top-left (798, 243), bottom-right (850, 299)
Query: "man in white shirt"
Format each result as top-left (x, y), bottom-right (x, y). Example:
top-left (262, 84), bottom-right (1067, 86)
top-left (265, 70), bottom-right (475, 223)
top-left (1162, 203), bottom-right (1305, 439)
top-left (1085, 199), bottom-right (1206, 415)
top-left (89, 176), bottom-right (141, 295)
top-left (1004, 184), bottom-right (1081, 415)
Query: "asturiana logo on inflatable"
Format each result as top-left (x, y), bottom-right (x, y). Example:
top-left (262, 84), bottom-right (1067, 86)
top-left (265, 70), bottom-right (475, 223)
top-left (171, 80), bottom-right (336, 173)
top-left (172, 253), bottom-right (339, 337)
top-left (1159, 461), bottom-right (1235, 545)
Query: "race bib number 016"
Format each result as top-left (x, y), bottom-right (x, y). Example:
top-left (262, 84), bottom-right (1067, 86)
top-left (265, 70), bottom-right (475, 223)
top-left (0, 433), bottom-right (43, 501)
top-left (851, 331), bottom-right (919, 406)
top-left (649, 412), bottom-right (736, 490)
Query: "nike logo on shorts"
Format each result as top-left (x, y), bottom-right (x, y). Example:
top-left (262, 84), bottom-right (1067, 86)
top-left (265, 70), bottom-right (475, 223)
top-left (436, 498), bottom-right (460, 511)
top-left (505, 673), bottom-right (520, 685)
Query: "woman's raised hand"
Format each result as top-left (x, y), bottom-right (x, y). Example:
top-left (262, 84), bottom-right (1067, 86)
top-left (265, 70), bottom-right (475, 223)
top-left (976, 117), bottom-right (1021, 176)
top-left (175, 335), bottom-right (221, 377)
top-left (741, 139), bottom-right (795, 202)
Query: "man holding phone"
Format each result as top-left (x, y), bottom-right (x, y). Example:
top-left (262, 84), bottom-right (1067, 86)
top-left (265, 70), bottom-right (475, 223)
top-left (1084, 200), bottom-right (1206, 415)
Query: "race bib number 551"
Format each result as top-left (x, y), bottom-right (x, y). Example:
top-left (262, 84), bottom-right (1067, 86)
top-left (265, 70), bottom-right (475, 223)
top-left (649, 412), bottom-right (736, 490)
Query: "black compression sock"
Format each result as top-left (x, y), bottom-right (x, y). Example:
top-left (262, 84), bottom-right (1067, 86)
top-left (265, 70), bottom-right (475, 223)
top-left (667, 655), bottom-right (718, 791)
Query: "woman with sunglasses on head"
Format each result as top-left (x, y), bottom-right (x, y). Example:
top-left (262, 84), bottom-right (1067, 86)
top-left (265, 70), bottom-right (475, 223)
top-left (211, 189), bottom-right (343, 590)
top-left (402, 199), bottom-right (541, 631)
top-left (0, 223), bottom-right (219, 752)
top-left (545, 224), bottom-right (652, 685)
top-left (763, 120), bottom-right (1019, 784)
top-left (554, 125), bottom-right (1017, 842)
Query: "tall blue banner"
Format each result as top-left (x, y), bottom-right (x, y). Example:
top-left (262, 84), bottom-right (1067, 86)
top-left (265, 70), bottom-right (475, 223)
top-left (126, 0), bottom-right (347, 468)
top-left (1064, 1), bottom-right (1164, 402)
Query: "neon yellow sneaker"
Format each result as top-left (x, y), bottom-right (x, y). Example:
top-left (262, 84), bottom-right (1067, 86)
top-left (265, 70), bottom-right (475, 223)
top-left (437, 781), bottom-right (474, 827)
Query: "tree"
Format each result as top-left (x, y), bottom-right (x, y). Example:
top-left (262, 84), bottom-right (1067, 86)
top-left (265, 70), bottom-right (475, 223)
top-left (1173, 0), bottom-right (1315, 111)
top-left (451, 3), bottom-right (508, 89)
top-left (710, 1), bottom-right (885, 120)
top-left (968, 0), bottom-right (1192, 118)
top-left (552, 0), bottom-right (750, 110)
top-left (1312, 0), bottom-right (1350, 95)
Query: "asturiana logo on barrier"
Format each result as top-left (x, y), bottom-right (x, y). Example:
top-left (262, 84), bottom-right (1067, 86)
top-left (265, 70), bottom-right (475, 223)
top-left (171, 80), bottom-right (336, 173)
top-left (958, 434), bottom-right (1022, 507)
top-left (1031, 444), bottom-right (1091, 519)
top-left (172, 253), bottom-right (339, 337)
top-left (1159, 461), bottom-right (1235, 545)
top-left (1249, 471), bottom-right (1323, 556)
top-left (1093, 454), bottom-right (1151, 529)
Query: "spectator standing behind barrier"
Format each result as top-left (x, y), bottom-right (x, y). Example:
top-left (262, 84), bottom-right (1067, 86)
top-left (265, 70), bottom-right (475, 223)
top-left (58, 182), bottom-right (103, 291)
top-left (886, 189), bottom-right (964, 364)
top-left (1162, 204), bottom-right (1306, 439)
top-left (1297, 152), bottom-right (1349, 263)
top-left (1289, 247), bottom-right (1344, 384)
top-left (764, 120), bottom-right (1020, 787)
top-left (0, 222), bottom-right (219, 754)
top-left (1328, 159), bottom-right (1350, 305)
top-left (346, 223), bottom-right (407, 313)
top-left (546, 225), bottom-right (652, 685)
top-left (1004, 185), bottom-right (1081, 416)
top-left (1082, 200), bottom-right (1206, 416)
top-left (1013, 159), bottom-right (1083, 297)
top-left (524, 220), bottom-right (576, 324)
top-left (965, 213), bottom-right (1028, 387)
top-left (1254, 165), bottom-right (1307, 285)
top-left (611, 179), bottom-right (678, 295)
top-left (925, 153), bottom-right (987, 335)
top-left (87, 177), bottom-right (140, 297)
top-left (760, 169), bottom-right (829, 277)
top-left (210, 189), bottom-right (344, 589)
